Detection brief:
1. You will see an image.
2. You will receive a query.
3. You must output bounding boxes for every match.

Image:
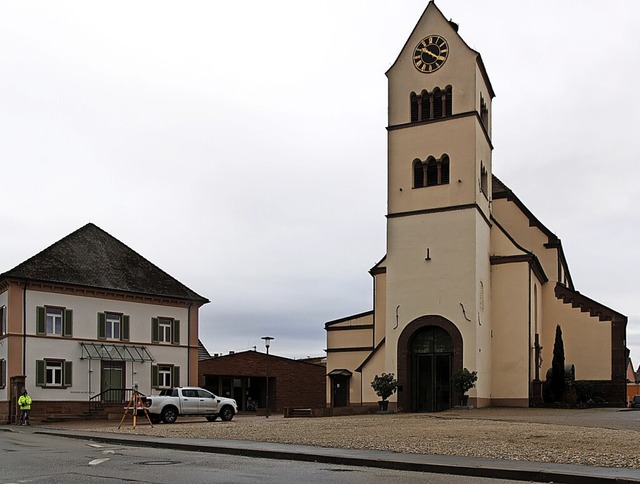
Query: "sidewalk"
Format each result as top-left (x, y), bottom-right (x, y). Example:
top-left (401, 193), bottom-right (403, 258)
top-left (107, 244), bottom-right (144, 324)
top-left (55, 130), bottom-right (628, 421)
top-left (3, 414), bottom-right (639, 484)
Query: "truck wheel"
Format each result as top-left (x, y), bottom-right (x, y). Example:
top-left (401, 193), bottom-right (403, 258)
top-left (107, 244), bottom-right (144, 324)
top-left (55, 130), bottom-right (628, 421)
top-left (206, 416), bottom-right (217, 422)
top-left (220, 405), bottom-right (234, 422)
top-left (161, 406), bottom-right (178, 424)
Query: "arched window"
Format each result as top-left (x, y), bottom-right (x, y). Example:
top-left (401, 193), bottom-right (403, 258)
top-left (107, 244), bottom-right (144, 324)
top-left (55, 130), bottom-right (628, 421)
top-left (412, 326), bottom-right (453, 354)
top-left (480, 94), bottom-right (489, 129)
top-left (416, 155), bottom-right (450, 188)
top-left (440, 155), bottom-right (450, 184)
top-left (480, 162), bottom-right (488, 197)
top-left (410, 92), bottom-right (419, 123)
top-left (409, 87), bottom-right (453, 123)
top-left (413, 159), bottom-right (425, 188)
top-left (421, 90), bottom-right (430, 121)
top-left (426, 156), bottom-right (438, 186)
top-left (433, 87), bottom-right (443, 118)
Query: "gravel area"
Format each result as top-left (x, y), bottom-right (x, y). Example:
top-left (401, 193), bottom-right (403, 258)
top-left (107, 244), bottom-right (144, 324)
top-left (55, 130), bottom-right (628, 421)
top-left (78, 408), bottom-right (640, 469)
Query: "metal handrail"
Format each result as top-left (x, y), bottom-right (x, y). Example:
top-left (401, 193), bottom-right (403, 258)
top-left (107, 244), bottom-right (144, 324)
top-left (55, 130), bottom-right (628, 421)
top-left (89, 388), bottom-right (140, 412)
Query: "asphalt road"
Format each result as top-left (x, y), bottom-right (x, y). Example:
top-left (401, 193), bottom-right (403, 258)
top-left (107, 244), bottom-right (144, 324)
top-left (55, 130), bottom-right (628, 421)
top-left (0, 430), bottom-right (521, 484)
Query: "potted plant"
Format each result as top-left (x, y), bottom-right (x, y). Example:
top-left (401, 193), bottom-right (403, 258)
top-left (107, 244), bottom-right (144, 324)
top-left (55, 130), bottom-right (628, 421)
top-left (453, 368), bottom-right (477, 407)
top-left (371, 373), bottom-right (398, 412)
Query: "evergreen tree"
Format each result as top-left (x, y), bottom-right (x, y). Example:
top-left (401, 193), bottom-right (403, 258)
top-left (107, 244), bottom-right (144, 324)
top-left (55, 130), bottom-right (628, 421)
top-left (551, 324), bottom-right (565, 402)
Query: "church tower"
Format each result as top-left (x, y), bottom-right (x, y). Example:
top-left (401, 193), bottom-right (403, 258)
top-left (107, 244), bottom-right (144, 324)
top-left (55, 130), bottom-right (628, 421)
top-left (384, 2), bottom-right (494, 411)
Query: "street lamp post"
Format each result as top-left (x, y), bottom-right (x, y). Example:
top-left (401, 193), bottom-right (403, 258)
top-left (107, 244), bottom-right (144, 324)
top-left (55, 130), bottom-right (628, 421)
top-left (261, 336), bottom-right (274, 418)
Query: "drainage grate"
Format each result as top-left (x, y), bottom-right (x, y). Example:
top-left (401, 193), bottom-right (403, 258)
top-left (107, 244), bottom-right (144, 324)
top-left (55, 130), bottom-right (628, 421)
top-left (139, 460), bottom-right (181, 466)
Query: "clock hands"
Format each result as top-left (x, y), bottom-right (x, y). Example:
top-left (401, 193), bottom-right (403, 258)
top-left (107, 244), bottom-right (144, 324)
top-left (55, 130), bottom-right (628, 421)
top-left (420, 47), bottom-right (446, 62)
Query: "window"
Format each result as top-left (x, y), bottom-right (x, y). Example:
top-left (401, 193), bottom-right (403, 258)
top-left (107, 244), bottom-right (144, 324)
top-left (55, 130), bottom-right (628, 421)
top-left (47, 360), bottom-right (63, 385)
top-left (35, 359), bottom-right (72, 388)
top-left (47, 308), bottom-right (63, 335)
top-left (480, 162), bottom-right (488, 197)
top-left (152, 364), bottom-right (180, 389)
top-left (433, 87), bottom-right (443, 118)
top-left (97, 312), bottom-right (130, 341)
top-left (0, 359), bottom-right (5, 389)
top-left (0, 305), bottom-right (6, 336)
top-left (421, 91), bottom-right (431, 119)
top-left (409, 86), bottom-right (453, 123)
top-left (415, 154), bottom-right (450, 188)
top-left (480, 94), bottom-right (489, 129)
top-left (36, 306), bottom-right (72, 337)
top-left (159, 319), bottom-right (171, 342)
top-left (410, 92), bottom-right (419, 123)
top-left (151, 317), bottom-right (180, 344)
top-left (413, 159), bottom-right (425, 188)
top-left (106, 313), bottom-right (121, 339)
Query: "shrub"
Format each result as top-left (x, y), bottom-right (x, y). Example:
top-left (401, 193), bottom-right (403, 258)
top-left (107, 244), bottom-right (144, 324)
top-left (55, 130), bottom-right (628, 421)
top-left (371, 373), bottom-right (398, 401)
top-left (453, 368), bottom-right (478, 397)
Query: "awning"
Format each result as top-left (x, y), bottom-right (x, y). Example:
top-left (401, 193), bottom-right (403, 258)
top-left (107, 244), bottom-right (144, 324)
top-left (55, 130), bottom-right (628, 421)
top-left (327, 369), bottom-right (352, 377)
top-left (79, 342), bottom-right (155, 362)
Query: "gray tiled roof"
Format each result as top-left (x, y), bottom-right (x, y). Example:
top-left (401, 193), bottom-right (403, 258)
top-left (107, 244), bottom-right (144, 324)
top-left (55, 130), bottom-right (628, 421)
top-left (1, 223), bottom-right (209, 304)
top-left (492, 174), bottom-right (509, 195)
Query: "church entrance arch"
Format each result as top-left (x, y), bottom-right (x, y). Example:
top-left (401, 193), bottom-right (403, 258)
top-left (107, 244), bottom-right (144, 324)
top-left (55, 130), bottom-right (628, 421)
top-left (397, 316), bottom-right (463, 412)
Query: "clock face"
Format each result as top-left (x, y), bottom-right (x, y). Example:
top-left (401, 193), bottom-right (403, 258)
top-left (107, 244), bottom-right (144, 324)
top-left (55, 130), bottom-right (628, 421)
top-left (413, 35), bottom-right (449, 73)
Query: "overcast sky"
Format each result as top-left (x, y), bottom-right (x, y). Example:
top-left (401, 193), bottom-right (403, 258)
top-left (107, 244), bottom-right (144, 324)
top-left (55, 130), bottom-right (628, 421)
top-left (1, 1), bottom-right (639, 364)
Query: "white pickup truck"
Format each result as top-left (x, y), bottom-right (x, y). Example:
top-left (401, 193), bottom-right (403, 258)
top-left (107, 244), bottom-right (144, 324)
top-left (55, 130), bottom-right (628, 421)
top-left (143, 387), bottom-right (238, 424)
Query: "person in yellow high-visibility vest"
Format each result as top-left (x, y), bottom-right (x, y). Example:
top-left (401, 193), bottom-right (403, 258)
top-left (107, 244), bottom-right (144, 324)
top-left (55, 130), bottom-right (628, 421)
top-left (18, 389), bottom-right (32, 426)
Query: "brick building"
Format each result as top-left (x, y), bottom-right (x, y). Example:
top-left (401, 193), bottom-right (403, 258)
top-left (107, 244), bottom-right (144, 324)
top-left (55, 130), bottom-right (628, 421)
top-left (198, 351), bottom-right (325, 414)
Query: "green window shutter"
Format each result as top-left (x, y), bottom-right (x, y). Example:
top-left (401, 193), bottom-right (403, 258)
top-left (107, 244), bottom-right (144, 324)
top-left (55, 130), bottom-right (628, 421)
top-left (122, 315), bottom-right (130, 341)
top-left (36, 307), bottom-right (46, 335)
top-left (151, 318), bottom-right (159, 343)
top-left (97, 312), bottom-right (106, 340)
top-left (64, 361), bottom-right (72, 387)
top-left (0, 359), bottom-right (5, 389)
top-left (35, 360), bottom-right (45, 386)
top-left (172, 320), bottom-right (180, 345)
top-left (63, 309), bottom-right (73, 337)
top-left (172, 366), bottom-right (180, 387)
top-left (151, 364), bottom-right (158, 388)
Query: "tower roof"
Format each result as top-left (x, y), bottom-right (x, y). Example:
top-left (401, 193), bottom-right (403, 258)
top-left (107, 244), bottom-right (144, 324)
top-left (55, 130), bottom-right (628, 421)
top-left (386, 1), bottom-right (495, 98)
top-left (1, 223), bottom-right (208, 304)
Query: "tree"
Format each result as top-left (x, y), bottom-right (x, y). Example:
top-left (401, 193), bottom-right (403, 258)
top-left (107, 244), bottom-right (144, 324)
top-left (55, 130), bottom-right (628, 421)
top-left (551, 324), bottom-right (565, 402)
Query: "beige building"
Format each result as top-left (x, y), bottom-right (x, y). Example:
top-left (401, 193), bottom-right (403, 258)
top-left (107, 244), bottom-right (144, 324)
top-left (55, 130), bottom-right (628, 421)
top-left (325, 2), bottom-right (627, 411)
top-left (0, 223), bottom-right (208, 423)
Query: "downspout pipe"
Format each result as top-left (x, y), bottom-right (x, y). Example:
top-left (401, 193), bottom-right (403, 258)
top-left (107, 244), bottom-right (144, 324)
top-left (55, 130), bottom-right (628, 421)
top-left (527, 264), bottom-right (532, 403)
top-left (187, 302), bottom-right (192, 385)
top-left (22, 281), bottom-right (27, 376)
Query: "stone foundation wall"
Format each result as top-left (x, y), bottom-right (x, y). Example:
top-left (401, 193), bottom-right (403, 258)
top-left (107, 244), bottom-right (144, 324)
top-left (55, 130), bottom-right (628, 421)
top-left (1, 400), bottom-right (90, 424)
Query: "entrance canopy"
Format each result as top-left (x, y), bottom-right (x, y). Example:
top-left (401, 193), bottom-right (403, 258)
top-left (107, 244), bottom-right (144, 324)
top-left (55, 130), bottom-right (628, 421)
top-left (79, 342), bottom-right (154, 362)
top-left (328, 369), bottom-right (352, 377)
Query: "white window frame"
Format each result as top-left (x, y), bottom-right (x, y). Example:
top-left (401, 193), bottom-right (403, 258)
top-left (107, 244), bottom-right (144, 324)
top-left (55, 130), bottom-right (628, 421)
top-left (46, 308), bottom-right (63, 336)
top-left (105, 313), bottom-right (121, 340)
top-left (158, 365), bottom-right (172, 388)
top-left (46, 360), bottom-right (63, 386)
top-left (159, 319), bottom-right (172, 343)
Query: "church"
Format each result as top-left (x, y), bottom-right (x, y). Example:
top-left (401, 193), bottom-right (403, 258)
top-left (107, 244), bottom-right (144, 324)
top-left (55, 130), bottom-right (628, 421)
top-left (325, 2), bottom-right (627, 411)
